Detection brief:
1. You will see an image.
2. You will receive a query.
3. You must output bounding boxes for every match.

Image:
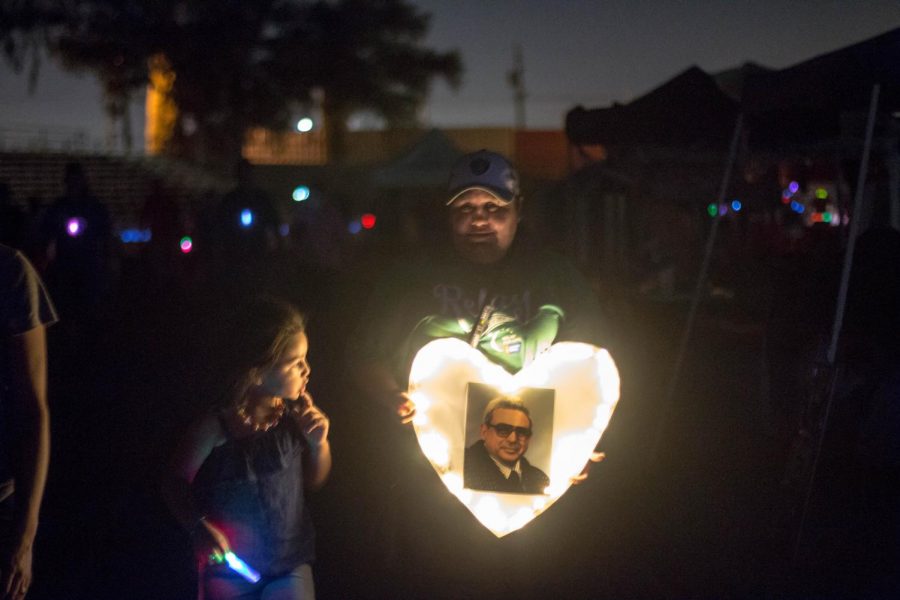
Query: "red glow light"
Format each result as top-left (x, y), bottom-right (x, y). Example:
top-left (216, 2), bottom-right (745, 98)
top-left (361, 213), bottom-right (376, 229)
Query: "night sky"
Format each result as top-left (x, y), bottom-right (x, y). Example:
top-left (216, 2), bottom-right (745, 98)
top-left (1, 0), bottom-right (899, 142)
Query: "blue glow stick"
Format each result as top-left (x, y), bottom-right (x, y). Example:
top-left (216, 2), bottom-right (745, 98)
top-left (224, 551), bottom-right (261, 583)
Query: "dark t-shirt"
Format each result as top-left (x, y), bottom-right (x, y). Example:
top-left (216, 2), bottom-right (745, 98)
top-left (357, 238), bottom-right (604, 386)
top-left (191, 416), bottom-right (315, 577)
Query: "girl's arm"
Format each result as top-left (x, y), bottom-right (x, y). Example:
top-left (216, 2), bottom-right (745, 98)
top-left (2, 326), bottom-right (50, 599)
top-left (295, 392), bottom-right (332, 490)
top-left (160, 414), bottom-right (231, 555)
top-left (303, 438), bottom-right (332, 491)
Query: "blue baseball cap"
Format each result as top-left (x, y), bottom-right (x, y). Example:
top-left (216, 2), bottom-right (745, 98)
top-left (447, 150), bottom-right (520, 205)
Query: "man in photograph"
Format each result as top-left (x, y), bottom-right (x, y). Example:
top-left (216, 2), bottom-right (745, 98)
top-left (464, 396), bottom-right (549, 494)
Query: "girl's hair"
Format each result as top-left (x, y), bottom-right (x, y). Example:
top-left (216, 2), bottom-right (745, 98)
top-left (214, 296), bottom-right (306, 411)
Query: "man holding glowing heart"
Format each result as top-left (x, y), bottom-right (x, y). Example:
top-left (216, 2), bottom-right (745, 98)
top-left (351, 149), bottom-right (611, 596)
top-left (356, 149), bottom-right (606, 425)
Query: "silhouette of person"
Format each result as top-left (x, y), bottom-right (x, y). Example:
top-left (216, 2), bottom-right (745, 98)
top-left (38, 162), bottom-right (112, 322)
top-left (0, 182), bottom-right (27, 250)
top-left (214, 159), bottom-right (281, 265)
top-left (0, 243), bottom-right (56, 599)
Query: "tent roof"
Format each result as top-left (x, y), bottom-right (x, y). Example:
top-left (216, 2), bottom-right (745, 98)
top-left (566, 66), bottom-right (739, 149)
top-left (740, 27), bottom-right (900, 147)
top-left (373, 128), bottom-right (463, 188)
top-left (567, 28), bottom-right (900, 151)
top-left (742, 26), bottom-right (900, 115)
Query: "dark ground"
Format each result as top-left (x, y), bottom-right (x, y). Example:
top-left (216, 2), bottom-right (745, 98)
top-left (20, 246), bottom-right (899, 599)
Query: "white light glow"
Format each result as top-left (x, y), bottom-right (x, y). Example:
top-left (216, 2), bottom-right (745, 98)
top-left (442, 472), bottom-right (465, 495)
top-left (418, 431), bottom-right (450, 470)
top-left (472, 495), bottom-right (507, 533)
top-left (409, 339), bottom-right (620, 537)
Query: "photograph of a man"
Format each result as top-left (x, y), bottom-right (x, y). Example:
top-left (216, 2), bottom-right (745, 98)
top-left (464, 396), bottom-right (549, 494)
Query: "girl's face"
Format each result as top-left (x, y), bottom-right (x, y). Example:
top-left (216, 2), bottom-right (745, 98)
top-left (258, 331), bottom-right (310, 401)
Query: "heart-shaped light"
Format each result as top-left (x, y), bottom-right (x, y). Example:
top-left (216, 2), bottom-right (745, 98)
top-left (409, 338), bottom-right (619, 537)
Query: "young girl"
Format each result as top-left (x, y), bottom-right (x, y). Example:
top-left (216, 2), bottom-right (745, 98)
top-left (162, 297), bottom-right (330, 599)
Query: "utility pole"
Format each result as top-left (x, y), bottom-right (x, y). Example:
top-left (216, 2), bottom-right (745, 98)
top-left (507, 44), bottom-right (526, 130)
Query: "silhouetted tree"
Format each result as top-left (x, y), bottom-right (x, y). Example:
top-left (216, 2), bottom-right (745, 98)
top-left (1, 0), bottom-right (460, 165)
top-left (300, 0), bottom-right (461, 160)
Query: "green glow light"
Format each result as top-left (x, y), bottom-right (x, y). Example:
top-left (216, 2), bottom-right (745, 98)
top-left (816, 188), bottom-right (828, 199)
top-left (822, 212), bottom-right (832, 223)
top-left (707, 203), bottom-right (717, 217)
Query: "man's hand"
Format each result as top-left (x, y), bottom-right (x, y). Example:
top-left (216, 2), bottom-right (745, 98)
top-left (395, 393), bottom-right (416, 424)
top-left (2, 542), bottom-right (33, 599)
top-left (570, 452), bottom-right (606, 485)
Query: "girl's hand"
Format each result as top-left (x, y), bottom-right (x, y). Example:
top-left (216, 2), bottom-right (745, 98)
top-left (295, 391), bottom-right (329, 447)
top-left (192, 518), bottom-right (231, 564)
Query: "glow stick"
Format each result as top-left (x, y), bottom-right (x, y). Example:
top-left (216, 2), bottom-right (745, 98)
top-left (224, 551), bottom-right (261, 583)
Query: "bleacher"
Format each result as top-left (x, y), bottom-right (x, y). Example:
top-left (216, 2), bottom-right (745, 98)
top-left (0, 151), bottom-right (228, 230)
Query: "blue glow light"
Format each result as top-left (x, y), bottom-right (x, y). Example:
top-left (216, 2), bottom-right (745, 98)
top-left (224, 552), bottom-right (261, 583)
top-left (240, 209), bottom-right (254, 227)
top-left (731, 200), bottom-right (742, 212)
top-left (788, 181), bottom-right (800, 194)
top-left (120, 228), bottom-right (152, 243)
top-left (348, 220), bottom-right (362, 234)
top-left (790, 201), bottom-right (805, 214)
top-left (292, 186), bottom-right (310, 202)
top-left (279, 223), bottom-right (290, 237)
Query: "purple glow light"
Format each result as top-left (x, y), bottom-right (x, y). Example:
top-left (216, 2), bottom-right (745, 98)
top-left (66, 217), bottom-right (86, 237)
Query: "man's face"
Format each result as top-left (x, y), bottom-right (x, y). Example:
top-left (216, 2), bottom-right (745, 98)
top-left (449, 191), bottom-right (518, 264)
top-left (480, 407), bottom-right (532, 467)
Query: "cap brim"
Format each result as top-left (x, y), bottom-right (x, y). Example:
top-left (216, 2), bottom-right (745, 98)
top-left (446, 186), bottom-right (515, 206)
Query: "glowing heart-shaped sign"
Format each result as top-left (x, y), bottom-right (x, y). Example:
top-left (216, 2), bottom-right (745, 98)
top-left (408, 338), bottom-right (619, 537)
